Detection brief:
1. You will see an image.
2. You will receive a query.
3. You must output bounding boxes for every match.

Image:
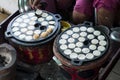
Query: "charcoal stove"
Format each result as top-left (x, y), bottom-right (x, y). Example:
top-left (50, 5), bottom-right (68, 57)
top-left (4, 7), bottom-right (61, 64)
top-left (53, 22), bottom-right (111, 80)
top-left (0, 43), bottom-right (16, 80)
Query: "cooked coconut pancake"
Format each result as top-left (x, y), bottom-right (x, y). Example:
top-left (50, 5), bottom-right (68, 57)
top-left (60, 45), bottom-right (68, 50)
top-left (72, 33), bottom-right (79, 38)
top-left (46, 15), bottom-right (53, 20)
top-left (29, 21), bottom-right (36, 25)
top-left (34, 30), bottom-right (41, 34)
top-left (80, 26), bottom-right (87, 31)
top-left (28, 12), bottom-right (35, 17)
top-left (41, 13), bottom-right (48, 17)
top-left (87, 34), bottom-right (95, 39)
top-left (40, 32), bottom-right (48, 38)
top-left (80, 32), bottom-right (87, 37)
top-left (64, 49), bottom-right (72, 55)
top-left (26, 31), bottom-right (33, 35)
top-left (89, 45), bottom-right (97, 50)
top-left (82, 48), bottom-right (90, 54)
top-left (48, 25), bottom-right (55, 29)
top-left (23, 19), bottom-right (30, 23)
top-left (87, 27), bottom-right (94, 33)
top-left (49, 21), bottom-right (55, 25)
top-left (76, 42), bottom-right (83, 47)
top-left (38, 18), bottom-right (44, 22)
top-left (59, 39), bottom-right (67, 44)
top-left (16, 18), bottom-right (22, 22)
top-left (73, 27), bottom-right (80, 32)
top-left (25, 36), bottom-right (33, 41)
top-left (86, 53), bottom-right (94, 59)
top-left (68, 43), bottom-right (76, 49)
top-left (66, 30), bottom-right (73, 35)
top-left (28, 26), bottom-right (35, 30)
top-left (93, 50), bottom-right (101, 56)
top-left (78, 37), bottom-right (85, 42)
top-left (35, 9), bottom-right (42, 15)
top-left (61, 34), bottom-right (69, 39)
top-left (78, 54), bottom-right (86, 60)
top-left (33, 34), bottom-right (40, 40)
top-left (70, 53), bottom-right (78, 59)
top-left (18, 34), bottom-right (26, 40)
top-left (12, 27), bottom-right (19, 32)
top-left (68, 38), bottom-right (75, 43)
top-left (98, 46), bottom-right (105, 51)
top-left (74, 47), bottom-right (81, 53)
top-left (30, 16), bottom-right (38, 21)
top-left (14, 31), bottom-right (21, 36)
top-left (12, 22), bottom-right (19, 26)
top-left (20, 28), bottom-right (27, 33)
top-left (21, 14), bottom-right (28, 19)
top-left (46, 27), bottom-right (53, 34)
top-left (91, 39), bottom-right (99, 44)
top-left (20, 23), bottom-right (27, 27)
top-left (94, 30), bottom-right (101, 36)
top-left (41, 21), bottom-right (49, 26)
top-left (98, 35), bottom-right (105, 40)
top-left (99, 40), bottom-right (107, 46)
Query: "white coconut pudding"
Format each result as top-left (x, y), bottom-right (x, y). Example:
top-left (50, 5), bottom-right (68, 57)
top-left (14, 31), bottom-right (21, 36)
top-left (41, 13), bottom-right (48, 17)
top-left (16, 18), bottom-right (23, 22)
top-left (46, 16), bottom-right (53, 21)
top-left (12, 27), bottom-right (19, 32)
top-left (49, 21), bottom-right (56, 25)
top-left (38, 18), bottom-right (45, 22)
top-left (12, 22), bottom-right (19, 26)
top-left (28, 12), bottom-right (35, 17)
top-left (35, 9), bottom-right (42, 16)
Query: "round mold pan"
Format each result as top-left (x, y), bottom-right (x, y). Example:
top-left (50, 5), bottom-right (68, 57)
top-left (5, 10), bottom-right (61, 43)
top-left (56, 24), bottom-right (110, 65)
top-left (5, 23), bottom-right (61, 47)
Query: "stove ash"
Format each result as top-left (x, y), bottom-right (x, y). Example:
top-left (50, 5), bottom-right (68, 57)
top-left (0, 55), bottom-right (7, 67)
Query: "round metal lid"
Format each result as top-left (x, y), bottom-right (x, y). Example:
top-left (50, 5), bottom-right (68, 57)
top-left (5, 9), bottom-right (61, 43)
top-left (56, 24), bottom-right (109, 65)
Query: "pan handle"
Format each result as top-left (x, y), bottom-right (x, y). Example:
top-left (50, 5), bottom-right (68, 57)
top-left (5, 31), bottom-right (12, 38)
top-left (54, 14), bottom-right (62, 21)
top-left (53, 56), bottom-right (62, 66)
top-left (71, 59), bottom-right (83, 66)
top-left (83, 21), bottom-right (93, 26)
top-left (97, 25), bottom-right (110, 36)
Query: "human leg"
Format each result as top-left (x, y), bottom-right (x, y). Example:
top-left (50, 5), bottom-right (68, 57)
top-left (43, 0), bottom-right (56, 13)
top-left (73, 0), bottom-right (94, 24)
top-left (94, 0), bottom-right (120, 27)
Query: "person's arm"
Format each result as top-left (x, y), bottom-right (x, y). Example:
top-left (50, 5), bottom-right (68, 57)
top-left (30, 0), bottom-right (41, 9)
top-left (57, 0), bottom-right (73, 9)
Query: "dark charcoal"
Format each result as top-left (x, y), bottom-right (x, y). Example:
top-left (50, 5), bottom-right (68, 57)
top-left (0, 55), bottom-right (7, 67)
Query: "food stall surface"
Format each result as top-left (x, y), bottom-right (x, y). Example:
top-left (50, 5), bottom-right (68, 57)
top-left (0, 11), bottom-right (120, 80)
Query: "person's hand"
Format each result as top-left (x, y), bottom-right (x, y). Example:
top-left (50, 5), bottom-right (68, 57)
top-left (30, 0), bottom-right (42, 9)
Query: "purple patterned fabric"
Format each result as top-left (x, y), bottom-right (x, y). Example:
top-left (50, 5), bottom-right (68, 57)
top-left (74, 0), bottom-right (120, 16)
top-left (43, 0), bottom-right (120, 16)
